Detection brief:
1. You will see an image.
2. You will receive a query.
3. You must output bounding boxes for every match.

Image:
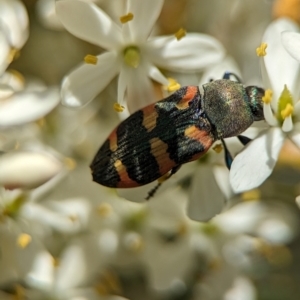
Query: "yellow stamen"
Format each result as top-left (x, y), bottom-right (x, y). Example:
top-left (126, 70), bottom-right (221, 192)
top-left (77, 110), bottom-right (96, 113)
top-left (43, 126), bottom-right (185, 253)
top-left (95, 270), bottom-right (122, 295)
top-left (8, 48), bottom-right (20, 63)
top-left (262, 89), bottom-right (273, 104)
top-left (178, 222), bottom-right (187, 236)
top-left (52, 256), bottom-right (60, 267)
top-left (113, 103), bottom-right (125, 112)
top-left (97, 203), bottom-right (113, 218)
top-left (281, 103), bottom-right (294, 119)
top-left (69, 215), bottom-right (78, 222)
top-left (120, 12), bottom-right (134, 23)
top-left (127, 235), bottom-right (143, 252)
top-left (256, 42), bottom-right (268, 56)
top-left (3, 194), bottom-right (27, 217)
top-left (17, 233), bottom-right (32, 248)
top-left (123, 46), bottom-right (140, 68)
top-left (95, 282), bottom-right (109, 296)
top-left (35, 118), bottom-right (45, 127)
top-left (14, 284), bottom-right (26, 300)
top-left (175, 28), bottom-right (186, 40)
top-left (64, 157), bottom-right (76, 170)
top-left (201, 223), bottom-right (219, 235)
top-left (165, 77), bottom-right (181, 92)
top-left (84, 54), bottom-right (98, 65)
top-left (277, 84), bottom-right (294, 122)
top-left (208, 259), bottom-right (222, 271)
top-left (241, 189), bottom-right (261, 201)
top-left (9, 69), bottom-right (25, 85)
top-left (212, 143), bottom-right (223, 153)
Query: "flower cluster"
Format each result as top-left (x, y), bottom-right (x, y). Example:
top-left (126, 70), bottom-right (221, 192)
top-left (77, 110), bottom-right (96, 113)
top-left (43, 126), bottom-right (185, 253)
top-left (0, 0), bottom-right (300, 299)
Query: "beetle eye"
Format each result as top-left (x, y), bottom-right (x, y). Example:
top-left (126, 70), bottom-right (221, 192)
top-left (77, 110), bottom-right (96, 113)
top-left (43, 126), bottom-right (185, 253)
top-left (246, 86), bottom-right (265, 121)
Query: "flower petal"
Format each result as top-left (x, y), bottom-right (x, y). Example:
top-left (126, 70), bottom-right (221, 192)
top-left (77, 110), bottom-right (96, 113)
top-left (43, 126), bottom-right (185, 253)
top-left (147, 33), bottom-right (225, 72)
top-left (282, 115), bottom-right (293, 132)
top-left (147, 64), bottom-right (169, 86)
top-left (0, 31), bottom-right (10, 74)
top-left (0, 83), bottom-right (14, 99)
top-left (0, 0), bottom-right (29, 48)
top-left (187, 166), bottom-right (225, 222)
top-left (224, 277), bottom-right (257, 300)
top-left (0, 88), bottom-right (60, 127)
top-left (22, 198), bottom-right (90, 233)
top-left (263, 102), bottom-right (278, 127)
top-left (282, 31), bottom-right (300, 62)
top-left (230, 128), bottom-right (285, 193)
top-left (56, 0), bottom-right (123, 49)
top-left (61, 52), bottom-right (120, 107)
top-left (26, 250), bottom-right (54, 289)
top-left (0, 151), bottom-right (62, 189)
top-left (263, 18), bottom-right (300, 102)
top-left (123, 63), bottom-right (156, 113)
top-left (290, 131), bottom-right (300, 148)
top-left (36, 0), bottom-right (64, 30)
top-left (127, 0), bottom-right (164, 42)
top-left (54, 245), bottom-right (87, 290)
top-left (199, 56), bottom-right (241, 84)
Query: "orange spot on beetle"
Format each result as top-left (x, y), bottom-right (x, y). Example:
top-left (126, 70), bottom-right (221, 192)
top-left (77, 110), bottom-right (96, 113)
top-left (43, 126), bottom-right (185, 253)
top-left (185, 125), bottom-right (214, 161)
top-left (142, 103), bottom-right (158, 132)
top-left (149, 137), bottom-right (176, 175)
top-left (114, 160), bottom-right (139, 188)
top-left (176, 86), bottom-right (198, 110)
top-left (109, 129), bottom-right (118, 152)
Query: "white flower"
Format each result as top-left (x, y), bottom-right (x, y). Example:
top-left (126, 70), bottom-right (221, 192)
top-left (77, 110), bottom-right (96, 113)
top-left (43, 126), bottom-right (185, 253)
top-left (0, 0), bottom-right (29, 49)
top-left (0, 86), bottom-right (60, 128)
top-left (0, 151), bottom-right (63, 189)
top-left (56, 0), bottom-right (225, 115)
top-left (0, 0), bottom-right (28, 73)
top-left (230, 18), bottom-right (300, 193)
top-left (0, 30), bottom-right (10, 75)
top-left (0, 0), bottom-right (28, 74)
top-left (36, 0), bottom-right (125, 31)
top-left (0, 0), bottom-right (59, 127)
top-left (0, 246), bottom-right (129, 300)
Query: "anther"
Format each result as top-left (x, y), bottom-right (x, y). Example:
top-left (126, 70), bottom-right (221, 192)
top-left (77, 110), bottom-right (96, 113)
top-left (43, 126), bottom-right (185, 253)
top-left (17, 233), bottom-right (32, 248)
top-left (120, 12), bottom-right (134, 23)
top-left (256, 43), bottom-right (268, 56)
top-left (84, 54), bottom-right (98, 65)
top-left (114, 103), bottom-right (125, 112)
top-left (262, 89), bottom-right (273, 104)
top-left (281, 103), bottom-right (294, 119)
top-left (175, 28), bottom-right (186, 41)
top-left (166, 78), bottom-right (181, 92)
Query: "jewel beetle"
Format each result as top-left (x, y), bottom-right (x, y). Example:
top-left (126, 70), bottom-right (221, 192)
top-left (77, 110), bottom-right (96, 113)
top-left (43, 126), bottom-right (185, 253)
top-left (90, 74), bottom-right (265, 196)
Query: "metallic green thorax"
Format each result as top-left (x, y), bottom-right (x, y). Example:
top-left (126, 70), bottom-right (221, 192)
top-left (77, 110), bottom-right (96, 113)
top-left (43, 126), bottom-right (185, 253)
top-left (202, 80), bottom-right (264, 139)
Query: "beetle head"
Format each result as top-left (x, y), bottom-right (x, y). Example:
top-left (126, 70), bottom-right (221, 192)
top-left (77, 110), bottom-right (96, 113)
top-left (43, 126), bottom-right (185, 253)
top-left (245, 86), bottom-right (265, 121)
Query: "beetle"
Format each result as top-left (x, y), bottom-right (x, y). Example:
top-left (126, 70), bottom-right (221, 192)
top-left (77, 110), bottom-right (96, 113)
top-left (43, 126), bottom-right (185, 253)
top-left (90, 74), bottom-right (265, 197)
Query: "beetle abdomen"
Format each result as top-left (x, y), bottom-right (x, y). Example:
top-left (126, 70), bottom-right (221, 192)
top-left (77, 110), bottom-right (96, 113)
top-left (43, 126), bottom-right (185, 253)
top-left (90, 86), bottom-right (214, 188)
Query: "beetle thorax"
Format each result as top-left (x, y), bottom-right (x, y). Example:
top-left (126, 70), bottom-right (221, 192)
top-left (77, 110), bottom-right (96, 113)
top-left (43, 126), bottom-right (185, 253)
top-left (202, 80), bottom-right (254, 139)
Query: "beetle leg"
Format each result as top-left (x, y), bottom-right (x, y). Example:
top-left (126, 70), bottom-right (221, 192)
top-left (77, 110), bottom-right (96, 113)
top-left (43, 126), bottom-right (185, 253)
top-left (145, 165), bottom-right (182, 200)
top-left (237, 135), bottom-right (252, 146)
top-left (221, 139), bottom-right (233, 170)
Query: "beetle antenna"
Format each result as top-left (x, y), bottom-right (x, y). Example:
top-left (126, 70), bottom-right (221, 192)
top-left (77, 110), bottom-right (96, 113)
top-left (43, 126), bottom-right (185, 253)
top-left (221, 139), bottom-right (233, 170)
top-left (222, 72), bottom-right (242, 83)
